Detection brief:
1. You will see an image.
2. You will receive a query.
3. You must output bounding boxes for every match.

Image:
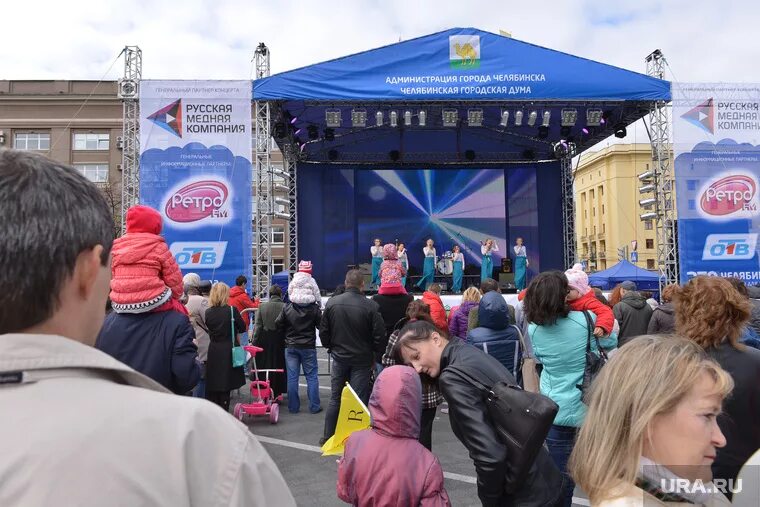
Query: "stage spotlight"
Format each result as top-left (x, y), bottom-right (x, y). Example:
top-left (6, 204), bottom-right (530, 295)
top-left (290, 116), bottom-right (298, 125)
top-left (638, 170), bottom-right (654, 182)
top-left (464, 149), bottom-right (476, 161)
top-left (324, 128), bottom-right (335, 141)
top-left (390, 111), bottom-right (398, 127)
top-left (351, 109), bottom-right (367, 128)
top-left (639, 198), bottom-right (656, 208)
top-left (561, 109), bottom-right (577, 126)
top-left (442, 109), bottom-right (458, 127)
top-left (582, 127), bottom-right (590, 135)
top-left (307, 125), bottom-right (319, 140)
top-left (328, 149), bottom-right (339, 161)
top-left (500, 110), bottom-right (510, 127)
top-left (537, 126), bottom-right (549, 139)
top-left (294, 128), bottom-right (303, 136)
top-left (527, 111), bottom-right (537, 126)
top-left (542, 111), bottom-right (551, 128)
top-left (404, 110), bottom-right (412, 126)
top-left (639, 183), bottom-right (655, 194)
top-left (613, 123), bottom-right (627, 138)
top-left (560, 126), bottom-right (571, 137)
top-left (514, 110), bottom-right (524, 126)
top-left (418, 110), bottom-right (427, 126)
top-left (586, 109), bottom-right (603, 127)
top-left (274, 212), bottom-right (291, 220)
top-left (553, 140), bottom-right (575, 159)
top-left (522, 149), bottom-right (535, 160)
top-left (325, 109), bottom-right (342, 127)
top-left (376, 111), bottom-right (384, 127)
top-left (389, 150), bottom-right (401, 161)
top-left (467, 109), bottom-right (484, 127)
top-left (639, 211), bottom-right (658, 221)
top-left (274, 122), bottom-right (286, 139)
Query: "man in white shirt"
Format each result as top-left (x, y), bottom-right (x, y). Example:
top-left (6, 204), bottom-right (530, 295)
top-left (0, 149), bottom-right (295, 507)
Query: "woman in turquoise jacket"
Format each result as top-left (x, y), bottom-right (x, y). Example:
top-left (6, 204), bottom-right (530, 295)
top-left (524, 271), bottom-right (617, 507)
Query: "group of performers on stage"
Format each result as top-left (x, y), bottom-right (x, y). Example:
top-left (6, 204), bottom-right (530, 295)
top-left (370, 237), bottom-right (529, 293)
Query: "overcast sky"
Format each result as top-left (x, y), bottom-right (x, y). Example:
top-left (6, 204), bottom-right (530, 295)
top-left (3, 0), bottom-right (759, 148)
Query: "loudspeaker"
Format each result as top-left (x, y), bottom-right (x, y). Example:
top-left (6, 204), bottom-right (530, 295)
top-left (499, 272), bottom-right (515, 285)
top-left (501, 258), bottom-right (512, 273)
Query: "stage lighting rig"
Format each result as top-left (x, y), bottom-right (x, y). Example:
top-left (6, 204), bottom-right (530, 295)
top-left (527, 111), bottom-right (538, 126)
top-left (325, 109), bottom-right (342, 127)
top-left (390, 111), bottom-right (398, 127)
top-left (442, 109), bottom-right (458, 127)
top-left (418, 110), bottom-right (427, 126)
top-left (514, 110), bottom-right (524, 126)
top-left (404, 110), bottom-right (412, 126)
top-left (541, 111), bottom-right (551, 127)
top-left (499, 111), bottom-right (510, 127)
top-left (467, 109), bottom-right (484, 127)
top-left (351, 109), bottom-right (367, 128)
top-left (307, 125), bottom-right (319, 140)
top-left (613, 123), bottom-right (627, 138)
top-left (585, 109), bottom-right (603, 127)
top-left (375, 111), bottom-right (384, 127)
top-left (561, 109), bottom-right (577, 126)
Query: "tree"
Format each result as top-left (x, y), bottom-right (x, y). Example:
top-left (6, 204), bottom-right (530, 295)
top-left (100, 180), bottom-right (123, 239)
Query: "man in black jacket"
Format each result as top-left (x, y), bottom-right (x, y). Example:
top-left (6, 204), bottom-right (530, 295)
top-left (320, 270), bottom-right (386, 444)
top-left (612, 280), bottom-right (653, 347)
top-left (275, 298), bottom-right (322, 414)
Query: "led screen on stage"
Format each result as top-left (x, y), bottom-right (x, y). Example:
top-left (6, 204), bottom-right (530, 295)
top-left (356, 168), bottom-right (506, 271)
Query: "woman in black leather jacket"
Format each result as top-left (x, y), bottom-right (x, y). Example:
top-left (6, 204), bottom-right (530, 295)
top-left (395, 320), bottom-right (563, 507)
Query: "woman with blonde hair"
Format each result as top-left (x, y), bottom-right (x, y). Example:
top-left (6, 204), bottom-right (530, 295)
top-left (204, 282), bottom-right (247, 410)
top-left (569, 335), bottom-right (734, 505)
top-left (448, 286), bottom-right (482, 340)
top-left (675, 276), bottom-right (760, 496)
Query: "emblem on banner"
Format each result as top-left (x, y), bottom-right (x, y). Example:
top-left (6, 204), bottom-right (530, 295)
top-left (170, 241), bottom-right (228, 269)
top-left (449, 35), bottom-right (480, 69)
top-left (164, 179), bottom-right (231, 225)
top-left (148, 99), bottom-right (183, 138)
top-left (681, 98), bottom-right (714, 134)
top-left (700, 174), bottom-right (758, 217)
top-left (702, 234), bottom-right (758, 261)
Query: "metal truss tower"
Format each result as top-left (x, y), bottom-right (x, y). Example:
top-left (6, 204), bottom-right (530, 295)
top-left (645, 49), bottom-right (679, 291)
top-left (253, 43), bottom-right (275, 297)
top-left (118, 46), bottom-right (142, 233)
top-left (284, 143), bottom-right (298, 274)
top-left (561, 156), bottom-right (576, 269)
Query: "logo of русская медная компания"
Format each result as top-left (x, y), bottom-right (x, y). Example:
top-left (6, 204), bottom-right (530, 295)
top-left (148, 99), bottom-right (183, 138)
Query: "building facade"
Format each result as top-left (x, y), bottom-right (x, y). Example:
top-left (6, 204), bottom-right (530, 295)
top-left (0, 80), bottom-right (289, 285)
top-left (574, 143), bottom-right (667, 272)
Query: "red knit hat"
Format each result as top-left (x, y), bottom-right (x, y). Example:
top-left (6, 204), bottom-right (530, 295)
top-left (298, 260), bottom-right (313, 274)
top-left (126, 205), bottom-right (162, 234)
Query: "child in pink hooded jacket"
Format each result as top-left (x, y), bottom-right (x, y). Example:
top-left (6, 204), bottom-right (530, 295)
top-left (337, 365), bottom-right (450, 506)
top-left (109, 205), bottom-right (186, 315)
top-left (378, 243), bottom-right (407, 296)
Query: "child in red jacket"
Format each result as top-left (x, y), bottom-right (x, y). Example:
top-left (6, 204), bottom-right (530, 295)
top-left (421, 284), bottom-right (448, 332)
top-left (565, 264), bottom-right (614, 336)
top-left (109, 205), bottom-right (187, 315)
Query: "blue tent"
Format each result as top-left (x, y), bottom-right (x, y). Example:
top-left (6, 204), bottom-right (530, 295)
top-left (270, 270), bottom-right (289, 301)
top-left (588, 260), bottom-right (662, 291)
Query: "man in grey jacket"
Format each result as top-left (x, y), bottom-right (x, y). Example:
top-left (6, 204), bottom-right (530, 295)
top-left (613, 280), bottom-right (654, 347)
top-left (0, 150), bottom-right (295, 506)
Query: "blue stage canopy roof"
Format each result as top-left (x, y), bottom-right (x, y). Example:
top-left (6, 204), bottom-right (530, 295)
top-left (588, 260), bottom-right (662, 291)
top-left (254, 27), bottom-right (670, 102)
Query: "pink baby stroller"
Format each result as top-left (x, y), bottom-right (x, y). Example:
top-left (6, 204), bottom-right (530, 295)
top-left (233, 345), bottom-right (284, 424)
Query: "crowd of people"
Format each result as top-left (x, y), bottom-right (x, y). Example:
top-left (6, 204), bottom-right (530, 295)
top-left (2, 149), bottom-right (760, 507)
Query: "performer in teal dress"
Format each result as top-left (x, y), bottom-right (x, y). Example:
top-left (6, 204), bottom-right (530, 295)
top-left (451, 245), bottom-right (464, 293)
top-left (513, 237), bottom-right (529, 290)
top-left (480, 238), bottom-right (499, 283)
top-left (415, 239), bottom-right (436, 291)
top-left (397, 243), bottom-right (409, 288)
top-left (370, 238), bottom-right (383, 288)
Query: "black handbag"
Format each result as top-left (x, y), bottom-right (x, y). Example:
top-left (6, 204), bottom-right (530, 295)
top-left (576, 310), bottom-right (608, 402)
top-left (446, 367), bottom-right (559, 493)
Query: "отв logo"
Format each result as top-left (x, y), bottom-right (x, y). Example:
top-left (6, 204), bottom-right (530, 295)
top-left (681, 98), bottom-right (714, 134)
top-left (702, 234), bottom-right (758, 261)
top-left (700, 175), bottom-right (757, 216)
top-left (148, 99), bottom-right (183, 138)
top-left (170, 242), bottom-right (227, 269)
top-left (165, 180), bottom-right (230, 223)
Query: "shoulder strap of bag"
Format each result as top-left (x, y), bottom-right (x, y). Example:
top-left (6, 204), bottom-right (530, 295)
top-left (582, 310), bottom-right (608, 360)
top-left (445, 366), bottom-right (492, 396)
top-left (230, 305), bottom-right (236, 345)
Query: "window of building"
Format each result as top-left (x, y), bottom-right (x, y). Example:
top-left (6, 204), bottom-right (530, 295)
top-left (601, 204), bottom-right (605, 214)
top-left (598, 170), bottom-right (601, 177)
top-left (602, 223), bottom-right (605, 233)
top-left (14, 132), bottom-right (50, 150)
top-left (74, 164), bottom-right (108, 183)
top-left (593, 207), bottom-right (596, 217)
top-left (688, 199), bottom-right (696, 210)
top-left (687, 179), bottom-right (698, 191)
top-left (644, 220), bottom-right (653, 230)
top-left (73, 133), bottom-right (109, 150)
top-left (271, 226), bottom-right (285, 245)
top-left (647, 259), bottom-right (655, 269)
top-left (646, 239), bottom-right (654, 249)
top-left (272, 258), bottom-right (285, 273)
top-left (584, 209), bottom-right (587, 218)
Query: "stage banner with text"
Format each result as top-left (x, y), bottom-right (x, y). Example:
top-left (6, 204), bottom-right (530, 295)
top-left (674, 83), bottom-right (760, 283)
top-left (139, 80), bottom-right (252, 287)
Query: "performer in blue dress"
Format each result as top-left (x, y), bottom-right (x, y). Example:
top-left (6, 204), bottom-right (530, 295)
top-left (415, 239), bottom-right (436, 291)
top-left (480, 238), bottom-right (499, 283)
top-left (397, 242), bottom-right (409, 288)
top-left (370, 238), bottom-right (383, 288)
top-left (513, 237), bottom-right (529, 290)
top-left (451, 244), bottom-right (464, 293)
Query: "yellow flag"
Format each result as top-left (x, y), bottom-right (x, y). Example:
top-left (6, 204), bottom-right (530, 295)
top-left (321, 383), bottom-right (371, 456)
